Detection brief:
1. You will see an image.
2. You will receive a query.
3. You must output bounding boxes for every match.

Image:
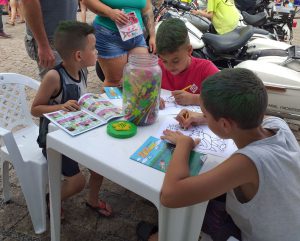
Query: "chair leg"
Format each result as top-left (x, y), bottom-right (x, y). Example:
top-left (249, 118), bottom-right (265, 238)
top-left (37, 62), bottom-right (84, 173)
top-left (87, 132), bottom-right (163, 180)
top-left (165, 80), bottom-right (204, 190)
top-left (18, 164), bottom-right (48, 234)
top-left (1, 160), bottom-right (11, 203)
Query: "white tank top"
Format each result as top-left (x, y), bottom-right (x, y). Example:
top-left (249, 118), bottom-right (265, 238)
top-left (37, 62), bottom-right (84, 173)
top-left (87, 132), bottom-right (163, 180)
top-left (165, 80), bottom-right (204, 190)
top-left (226, 117), bottom-right (300, 241)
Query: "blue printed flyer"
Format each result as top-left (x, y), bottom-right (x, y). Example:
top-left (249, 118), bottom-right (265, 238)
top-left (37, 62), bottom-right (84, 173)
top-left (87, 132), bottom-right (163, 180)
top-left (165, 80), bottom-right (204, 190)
top-left (104, 87), bottom-right (122, 99)
top-left (130, 136), bottom-right (206, 175)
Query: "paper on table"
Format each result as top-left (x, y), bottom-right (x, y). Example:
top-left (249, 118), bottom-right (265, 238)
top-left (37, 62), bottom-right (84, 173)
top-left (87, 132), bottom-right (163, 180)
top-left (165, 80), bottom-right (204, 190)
top-left (156, 118), bottom-right (237, 158)
top-left (159, 92), bottom-right (201, 115)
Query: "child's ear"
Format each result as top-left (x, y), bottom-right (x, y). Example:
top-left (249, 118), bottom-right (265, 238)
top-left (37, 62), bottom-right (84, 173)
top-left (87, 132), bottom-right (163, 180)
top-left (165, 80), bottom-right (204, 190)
top-left (74, 50), bottom-right (82, 61)
top-left (219, 117), bottom-right (234, 135)
top-left (187, 44), bottom-right (193, 56)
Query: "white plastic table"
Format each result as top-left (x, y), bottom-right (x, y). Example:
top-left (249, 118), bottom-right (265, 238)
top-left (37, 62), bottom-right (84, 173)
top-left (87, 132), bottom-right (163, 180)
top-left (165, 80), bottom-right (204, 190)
top-left (47, 99), bottom-right (223, 241)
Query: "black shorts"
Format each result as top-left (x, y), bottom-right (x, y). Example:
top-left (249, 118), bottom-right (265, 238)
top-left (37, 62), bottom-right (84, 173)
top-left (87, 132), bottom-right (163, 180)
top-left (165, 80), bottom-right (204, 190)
top-left (42, 148), bottom-right (80, 177)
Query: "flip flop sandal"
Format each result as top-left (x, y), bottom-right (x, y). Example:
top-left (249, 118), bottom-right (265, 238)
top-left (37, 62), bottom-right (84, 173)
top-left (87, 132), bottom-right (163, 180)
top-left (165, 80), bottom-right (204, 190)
top-left (136, 221), bottom-right (158, 241)
top-left (85, 200), bottom-right (113, 217)
top-left (6, 20), bottom-right (15, 26)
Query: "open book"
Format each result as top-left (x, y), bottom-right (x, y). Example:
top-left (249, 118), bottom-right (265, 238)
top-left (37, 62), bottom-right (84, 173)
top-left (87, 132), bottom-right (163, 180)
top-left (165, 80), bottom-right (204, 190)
top-left (130, 136), bottom-right (206, 175)
top-left (44, 93), bottom-right (123, 136)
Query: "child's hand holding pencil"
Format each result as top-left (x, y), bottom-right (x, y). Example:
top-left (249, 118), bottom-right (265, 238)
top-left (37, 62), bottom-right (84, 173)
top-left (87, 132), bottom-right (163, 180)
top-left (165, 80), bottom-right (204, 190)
top-left (176, 109), bottom-right (206, 130)
top-left (171, 85), bottom-right (196, 106)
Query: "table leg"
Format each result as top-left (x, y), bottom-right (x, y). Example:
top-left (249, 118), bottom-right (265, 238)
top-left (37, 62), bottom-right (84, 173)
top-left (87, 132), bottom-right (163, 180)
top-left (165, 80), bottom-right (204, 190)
top-left (158, 201), bottom-right (208, 241)
top-left (47, 148), bottom-right (62, 241)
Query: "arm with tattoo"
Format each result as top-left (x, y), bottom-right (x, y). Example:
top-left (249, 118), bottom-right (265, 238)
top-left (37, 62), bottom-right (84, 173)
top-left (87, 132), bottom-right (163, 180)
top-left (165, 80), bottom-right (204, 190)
top-left (152, 0), bottom-right (164, 8)
top-left (142, 0), bottom-right (156, 52)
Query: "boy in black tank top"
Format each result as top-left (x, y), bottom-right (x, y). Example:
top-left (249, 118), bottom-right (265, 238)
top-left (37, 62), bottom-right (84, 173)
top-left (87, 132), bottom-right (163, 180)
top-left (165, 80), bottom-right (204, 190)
top-left (31, 21), bottom-right (112, 218)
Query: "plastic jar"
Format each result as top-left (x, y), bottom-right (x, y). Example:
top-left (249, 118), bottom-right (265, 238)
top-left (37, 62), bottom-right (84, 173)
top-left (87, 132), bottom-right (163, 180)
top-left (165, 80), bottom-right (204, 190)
top-left (122, 54), bottom-right (162, 126)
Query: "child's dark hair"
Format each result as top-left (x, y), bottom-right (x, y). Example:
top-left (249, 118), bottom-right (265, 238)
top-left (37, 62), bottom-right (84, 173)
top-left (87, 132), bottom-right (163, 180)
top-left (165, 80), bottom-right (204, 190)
top-left (54, 21), bottom-right (94, 59)
top-left (156, 18), bottom-right (190, 55)
top-left (201, 68), bottom-right (268, 129)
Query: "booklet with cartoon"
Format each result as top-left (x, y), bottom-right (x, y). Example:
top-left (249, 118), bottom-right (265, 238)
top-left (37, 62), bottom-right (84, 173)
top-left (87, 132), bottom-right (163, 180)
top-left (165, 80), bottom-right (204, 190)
top-left (104, 87), bottom-right (122, 99)
top-left (44, 93), bottom-right (123, 136)
top-left (115, 11), bottom-right (143, 41)
top-left (130, 136), bottom-right (206, 175)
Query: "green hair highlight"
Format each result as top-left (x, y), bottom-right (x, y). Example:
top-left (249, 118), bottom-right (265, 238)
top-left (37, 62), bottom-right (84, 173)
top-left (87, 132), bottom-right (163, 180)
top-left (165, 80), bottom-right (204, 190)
top-left (201, 68), bottom-right (268, 129)
top-left (156, 18), bottom-right (190, 54)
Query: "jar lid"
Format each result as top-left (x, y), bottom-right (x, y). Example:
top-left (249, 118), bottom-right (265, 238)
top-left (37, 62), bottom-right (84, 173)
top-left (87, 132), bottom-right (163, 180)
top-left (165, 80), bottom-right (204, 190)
top-left (107, 120), bottom-right (137, 139)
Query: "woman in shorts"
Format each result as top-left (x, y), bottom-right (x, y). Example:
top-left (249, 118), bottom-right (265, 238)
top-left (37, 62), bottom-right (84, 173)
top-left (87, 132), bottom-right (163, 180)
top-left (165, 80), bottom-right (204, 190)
top-left (83, 0), bottom-right (156, 87)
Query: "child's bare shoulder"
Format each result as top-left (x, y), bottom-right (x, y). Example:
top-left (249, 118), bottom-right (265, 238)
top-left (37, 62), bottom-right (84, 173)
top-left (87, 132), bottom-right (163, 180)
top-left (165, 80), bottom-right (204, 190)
top-left (43, 69), bottom-right (60, 83)
top-left (40, 69), bottom-right (61, 96)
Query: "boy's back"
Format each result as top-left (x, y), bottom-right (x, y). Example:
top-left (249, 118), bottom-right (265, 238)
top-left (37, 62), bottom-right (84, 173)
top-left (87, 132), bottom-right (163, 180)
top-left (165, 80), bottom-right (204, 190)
top-left (227, 116), bottom-right (300, 241)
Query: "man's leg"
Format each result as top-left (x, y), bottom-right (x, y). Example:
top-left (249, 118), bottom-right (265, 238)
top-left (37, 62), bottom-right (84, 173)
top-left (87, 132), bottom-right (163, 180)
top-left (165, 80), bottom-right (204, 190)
top-left (0, 5), bottom-right (3, 32)
top-left (0, 5), bottom-right (11, 38)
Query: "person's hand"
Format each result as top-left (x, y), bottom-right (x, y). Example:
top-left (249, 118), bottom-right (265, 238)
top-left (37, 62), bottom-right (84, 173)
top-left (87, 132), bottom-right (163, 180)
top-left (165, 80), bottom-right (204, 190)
top-left (108, 9), bottom-right (128, 25)
top-left (172, 90), bottom-right (195, 106)
top-left (60, 100), bottom-right (80, 112)
top-left (161, 129), bottom-right (200, 147)
top-left (38, 45), bottom-right (55, 69)
top-left (176, 109), bottom-right (206, 129)
top-left (148, 36), bottom-right (156, 54)
top-left (191, 9), bottom-right (201, 15)
top-left (159, 97), bottom-right (165, 109)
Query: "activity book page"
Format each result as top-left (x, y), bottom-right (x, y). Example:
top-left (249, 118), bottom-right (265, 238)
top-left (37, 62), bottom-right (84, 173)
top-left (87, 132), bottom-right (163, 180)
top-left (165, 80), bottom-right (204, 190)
top-left (115, 11), bottom-right (143, 41)
top-left (44, 93), bottom-right (123, 136)
top-left (130, 136), bottom-right (206, 175)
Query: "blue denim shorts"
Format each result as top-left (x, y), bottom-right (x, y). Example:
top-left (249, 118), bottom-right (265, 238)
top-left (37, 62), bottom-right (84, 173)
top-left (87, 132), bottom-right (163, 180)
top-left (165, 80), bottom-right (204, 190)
top-left (93, 22), bottom-right (148, 59)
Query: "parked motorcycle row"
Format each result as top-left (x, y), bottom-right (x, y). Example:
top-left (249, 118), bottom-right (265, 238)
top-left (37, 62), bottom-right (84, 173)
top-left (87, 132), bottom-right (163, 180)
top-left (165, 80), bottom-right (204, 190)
top-left (153, 0), bottom-right (300, 120)
top-left (95, 0), bottom-right (300, 121)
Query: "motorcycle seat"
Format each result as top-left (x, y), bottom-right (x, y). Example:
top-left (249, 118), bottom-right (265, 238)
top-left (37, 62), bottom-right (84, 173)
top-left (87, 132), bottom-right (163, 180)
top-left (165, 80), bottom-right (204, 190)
top-left (253, 27), bottom-right (271, 36)
top-left (202, 26), bottom-right (254, 54)
top-left (242, 11), bottom-right (267, 27)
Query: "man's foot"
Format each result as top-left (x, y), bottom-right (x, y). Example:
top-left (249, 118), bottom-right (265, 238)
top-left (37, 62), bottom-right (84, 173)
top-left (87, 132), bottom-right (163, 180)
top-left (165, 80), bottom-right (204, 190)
top-left (0, 31), bottom-right (11, 38)
top-left (85, 200), bottom-right (113, 217)
top-left (6, 20), bottom-right (15, 26)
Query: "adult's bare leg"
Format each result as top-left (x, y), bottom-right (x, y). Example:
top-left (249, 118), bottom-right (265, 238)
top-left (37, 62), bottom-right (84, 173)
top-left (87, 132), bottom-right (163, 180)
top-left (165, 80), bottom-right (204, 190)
top-left (98, 54), bottom-right (127, 87)
top-left (129, 46), bottom-right (149, 55)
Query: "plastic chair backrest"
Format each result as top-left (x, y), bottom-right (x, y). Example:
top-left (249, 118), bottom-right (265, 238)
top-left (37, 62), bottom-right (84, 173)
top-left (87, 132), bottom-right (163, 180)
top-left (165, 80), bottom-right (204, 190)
top-left (0, 73), bottom-right (39, 130)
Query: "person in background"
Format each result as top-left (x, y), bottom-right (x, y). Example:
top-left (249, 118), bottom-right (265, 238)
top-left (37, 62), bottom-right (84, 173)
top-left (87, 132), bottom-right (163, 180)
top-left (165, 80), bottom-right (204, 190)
top-left (83, 0), bottom-right (156, 87)
top-left (21, 0), bottom-right (78, 79)
top-left (31, 21), bottom-right (113, 219)
top-left (156, 18), bottom-right (218, 107)
top-left (191, 0), bottom-right (239, 34)
top-left (6, 0), bottom-right (24, 25)
top-left (0, 0), bottom-right (11, 38)
top-left (79, 0), bottom-right (87, 22)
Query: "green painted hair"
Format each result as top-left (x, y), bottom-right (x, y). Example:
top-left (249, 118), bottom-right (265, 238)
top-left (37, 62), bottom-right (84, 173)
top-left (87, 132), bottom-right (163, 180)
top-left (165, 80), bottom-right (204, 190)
top-left (201, 68), bottom-right (268, 129)
top-left (156, 18), bottom-right (190, 55)
top-left (54, 21), bottom-right (94, 60)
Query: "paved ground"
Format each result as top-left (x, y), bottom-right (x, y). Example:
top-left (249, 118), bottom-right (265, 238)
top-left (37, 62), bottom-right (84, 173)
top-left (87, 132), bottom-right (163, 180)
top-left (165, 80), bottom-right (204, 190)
top-left (0, 10), bottom-right (300, 241)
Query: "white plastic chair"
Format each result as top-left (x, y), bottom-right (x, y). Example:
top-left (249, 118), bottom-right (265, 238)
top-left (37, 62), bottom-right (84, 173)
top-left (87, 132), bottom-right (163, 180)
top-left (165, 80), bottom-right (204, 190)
top-left (0, 73), bottom-right (47, 234)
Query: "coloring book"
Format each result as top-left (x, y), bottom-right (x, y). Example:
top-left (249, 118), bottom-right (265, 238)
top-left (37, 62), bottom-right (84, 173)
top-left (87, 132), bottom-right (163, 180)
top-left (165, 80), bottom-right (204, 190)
top-left (159, 92), bottom-right (201, 115)
top-left (130, 136), bottom-right (206, 175)
top-left (44, 93), bottom-right (123, 136)
top-left (157, 118), bottom-right (237, 158)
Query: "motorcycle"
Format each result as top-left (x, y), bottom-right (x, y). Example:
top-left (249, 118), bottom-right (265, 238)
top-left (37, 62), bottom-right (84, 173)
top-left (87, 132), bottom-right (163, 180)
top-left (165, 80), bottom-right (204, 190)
top-left (155, 1), bottom-right (300, 120)
top-left (240, 5), bottom-right (297, 42)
